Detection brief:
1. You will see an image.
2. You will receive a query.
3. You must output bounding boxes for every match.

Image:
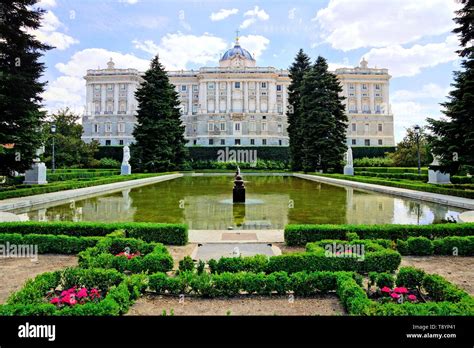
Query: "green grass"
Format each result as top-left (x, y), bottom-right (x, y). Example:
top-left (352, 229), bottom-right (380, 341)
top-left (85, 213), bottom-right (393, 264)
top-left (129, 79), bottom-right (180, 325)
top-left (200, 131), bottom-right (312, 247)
top-left (0, 173), bottom-right (175, 200)
top-left (307, 173), bottom-right (474, 199)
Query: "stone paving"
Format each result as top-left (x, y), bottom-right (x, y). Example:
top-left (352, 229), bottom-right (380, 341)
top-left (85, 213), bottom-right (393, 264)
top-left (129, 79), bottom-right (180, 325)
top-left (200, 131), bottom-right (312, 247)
top-left (192, 242), bottom-right (280, 261)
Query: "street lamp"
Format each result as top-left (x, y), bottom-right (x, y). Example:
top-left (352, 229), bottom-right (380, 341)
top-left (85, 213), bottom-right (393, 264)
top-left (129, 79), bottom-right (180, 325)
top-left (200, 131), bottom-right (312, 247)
top-left (414, 125), bottom-right (421, 175)
top-left (51, 124), bottom-right (56, 173)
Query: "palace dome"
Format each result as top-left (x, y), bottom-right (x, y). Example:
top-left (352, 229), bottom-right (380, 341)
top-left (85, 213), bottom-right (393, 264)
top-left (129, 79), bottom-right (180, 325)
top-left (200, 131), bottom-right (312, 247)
top-left (220, 43), bottom-right (255, 62)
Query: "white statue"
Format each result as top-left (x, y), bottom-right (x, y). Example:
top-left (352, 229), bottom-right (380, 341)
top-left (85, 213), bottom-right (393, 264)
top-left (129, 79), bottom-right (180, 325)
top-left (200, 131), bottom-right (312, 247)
top-left (232, 247), bottom-right (240, 257)
top-left (33, 146), bottom-right (45, 163)
top-left (122, 145), bottom-right (130, 165)
top-left (345, 147), bottom-right (353, 166)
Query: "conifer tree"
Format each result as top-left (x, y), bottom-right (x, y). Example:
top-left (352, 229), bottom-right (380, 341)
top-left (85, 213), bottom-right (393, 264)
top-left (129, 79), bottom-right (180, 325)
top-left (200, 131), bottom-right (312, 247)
top-left (0, 1), bottom-right (51, 176)
top-left (300, 56), bottom-right (348, 172)
top-left (287, 49), bottom-right (311, 171)
top-left (132, 55), bottom-right (187, 172)
top-left (427, 0), bottom-right (473, 174)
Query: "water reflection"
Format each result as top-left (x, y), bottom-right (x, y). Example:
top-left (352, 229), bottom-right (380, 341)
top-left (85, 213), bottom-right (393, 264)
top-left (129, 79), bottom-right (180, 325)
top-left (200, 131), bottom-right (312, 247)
top-left (17, 176), bottom-right (465, 229)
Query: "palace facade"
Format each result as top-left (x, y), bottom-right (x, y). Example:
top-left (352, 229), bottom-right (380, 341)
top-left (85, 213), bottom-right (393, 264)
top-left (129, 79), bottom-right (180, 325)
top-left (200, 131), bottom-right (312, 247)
top-left (81, 39), bottom-right (395, 148)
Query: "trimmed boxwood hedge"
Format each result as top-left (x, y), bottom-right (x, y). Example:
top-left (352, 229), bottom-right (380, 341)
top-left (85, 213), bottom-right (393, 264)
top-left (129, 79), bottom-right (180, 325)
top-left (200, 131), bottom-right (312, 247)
top-left (78, 237), bottom-right (173, 274)
top-left (187, 146), bottom-right (290, 162)
top-left (0, 221), bottom-right (188, 245)
top-left (47, 170), bottom-right (119, 182)
top-left (284, 223), bottom-right (474, 246)
top-left (396, 236), bottom-right (474, 256)
top-left (338, 267), bottom-right (474, 315)
top-left (0, 268), bottom-right (146, 316)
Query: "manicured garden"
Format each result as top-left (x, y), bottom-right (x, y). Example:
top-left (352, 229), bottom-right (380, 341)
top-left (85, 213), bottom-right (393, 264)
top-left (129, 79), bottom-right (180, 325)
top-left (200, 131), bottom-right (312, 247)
top-left (0, 221), bottom-right (472, 316)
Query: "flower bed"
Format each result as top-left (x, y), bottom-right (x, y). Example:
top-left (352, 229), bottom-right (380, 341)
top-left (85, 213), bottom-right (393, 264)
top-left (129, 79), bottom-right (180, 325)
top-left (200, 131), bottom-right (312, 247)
top-left (0, 268), bottom-right (146, 316)
top-left (338, 267), bottom-right (474, 316)
top-left (78, 237), bottom-right (173, 274)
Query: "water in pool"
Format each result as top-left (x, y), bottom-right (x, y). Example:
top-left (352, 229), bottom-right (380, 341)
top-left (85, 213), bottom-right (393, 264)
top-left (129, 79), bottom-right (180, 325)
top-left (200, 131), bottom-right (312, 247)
top-left (15, 175), bottom-right (464, 229)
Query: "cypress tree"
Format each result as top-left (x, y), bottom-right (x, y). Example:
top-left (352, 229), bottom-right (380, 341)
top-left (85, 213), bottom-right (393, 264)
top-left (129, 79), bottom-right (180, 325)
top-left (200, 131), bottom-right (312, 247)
top-left (0, 1), bottom-right (51, 176)
top-left (427, 0), bottom-right (473, 174)
top-left (300, 56), bottom-right (348, 172)
top-left (132, 55), bottom-right (187, 172)
top-left (287, 49), bottom-right (311, 171)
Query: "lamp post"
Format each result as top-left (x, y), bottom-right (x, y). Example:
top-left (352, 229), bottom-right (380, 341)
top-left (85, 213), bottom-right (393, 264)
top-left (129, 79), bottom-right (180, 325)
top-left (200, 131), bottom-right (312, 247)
top-left (414, 125), bottom-right (421, 175)
top-left (51, 124), bottom-right (56, 173)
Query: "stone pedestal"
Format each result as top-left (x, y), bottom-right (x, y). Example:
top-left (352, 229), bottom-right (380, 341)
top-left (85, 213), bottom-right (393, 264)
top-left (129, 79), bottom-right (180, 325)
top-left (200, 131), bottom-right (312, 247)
top-left (24, 162), bottom-right (47, 185)
top-left (233, 187), bottom-right (245, 203)
top-left (343, 165), bottom-right (354, 176)
top-left (428, 170), bottom-right (451, 184)
top-left (121, 164), bottom-right (131, 175)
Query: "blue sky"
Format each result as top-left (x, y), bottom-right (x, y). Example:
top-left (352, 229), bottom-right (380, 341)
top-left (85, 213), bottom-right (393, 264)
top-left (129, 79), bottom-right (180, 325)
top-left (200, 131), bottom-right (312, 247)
top-left (34, 0), bottom-right (463, 142)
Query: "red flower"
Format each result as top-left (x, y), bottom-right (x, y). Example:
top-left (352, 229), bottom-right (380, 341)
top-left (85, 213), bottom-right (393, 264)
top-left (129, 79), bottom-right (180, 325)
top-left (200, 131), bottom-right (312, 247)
top-left (90, 288), bottom-right (101, 299)
top-left (381, 286), bottom-right (391, 293)
top-left (390, 293), bottom-right (400, 299)
top-left (407, 294), bottom-right (417, 301)
top-left (394, 287), bottom-right (408, 294)
top-left (50, 297), bottom-right (60, 304)
top-left (76, 288), bottom-right (88, 298)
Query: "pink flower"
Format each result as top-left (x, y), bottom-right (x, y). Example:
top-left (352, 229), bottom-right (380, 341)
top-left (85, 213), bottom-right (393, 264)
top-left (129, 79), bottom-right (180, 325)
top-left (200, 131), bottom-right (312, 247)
top-left (390, 293), bottom-right (400, 299)
top-left (381, 286), bottom-right (391, 293)
top-left (76, 288), bottom-right (88, 298)
top-left (90, 288), bottom-right (101, 299)
top-left (394, 287), bottom-right (408, 294)
top-left (50, 297), bottom-right (60, 304)
top-left (408, 294), bottom-right (417, 301)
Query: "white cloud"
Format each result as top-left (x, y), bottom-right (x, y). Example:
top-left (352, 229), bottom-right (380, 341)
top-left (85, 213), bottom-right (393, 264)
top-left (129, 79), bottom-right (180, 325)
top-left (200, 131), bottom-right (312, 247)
top-left (43, 49), bottom-right (150, 114)
top-left (392, 83), bottom-right (450, 102)
top-left (119, 0), bottom-right (139, 4)
top-left (288, 8), bottom-right (296, 20)
top-left (240, 6), bottom-right (269, 29)
top-left (314, 0), bottom-right (460, 51)
top-left (210, 8), bottom-right (239, 21)
top-left (363, 36), bottom-right (459, 77)
top-left (30, 10), bottom-right (78, 50)
top-left (238, 35), bottom-right (270, 60)
top-left (36, 0), bottom-right (57, 8)
top-left (134, 33), bottom-right (228, 70)
top-left (328, 58), bottom-right (351, 72)
top-left (178, 10), bottom-right (191, 31)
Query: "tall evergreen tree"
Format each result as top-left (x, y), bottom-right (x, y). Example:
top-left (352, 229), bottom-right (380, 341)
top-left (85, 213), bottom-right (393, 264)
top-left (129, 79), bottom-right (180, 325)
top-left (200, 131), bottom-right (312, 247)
top-left (427, 0), bottom-right (473, 174)
top-left (0, 1), bottom-right (51, 176)
top-left (132, 55), bottom-right (187, 172)
top-left (300, 56), bottom-right (348, 172)
top-left (287, 49), bottom-right (311, 171)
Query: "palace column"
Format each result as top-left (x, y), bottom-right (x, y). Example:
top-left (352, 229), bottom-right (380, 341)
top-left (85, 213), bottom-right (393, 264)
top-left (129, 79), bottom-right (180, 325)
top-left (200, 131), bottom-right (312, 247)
top-left (227, 81), bottom-right (232, 112)
top-left (113, 83), bottom-right (119, 114)
top-left (356, 83), bottom-right (362, 113)
top-left (243, 81), bottom-right (248, 113)
top-left (215, 81), bottom-right (219, 113)
top-left (199, 81), bottom-right (206, 113)
top-left (282, 84), bottom-right (287, 115)
top-left (188, 84), bottom-right (192, 116)
top-left (256, 81), bottom-right (260, 113)
top-left (101, 84), bottom-right (106, 114)
top-left (369, 83), bottom-right (375, 113)
top-left (269, 81), bottom-right (277, 114)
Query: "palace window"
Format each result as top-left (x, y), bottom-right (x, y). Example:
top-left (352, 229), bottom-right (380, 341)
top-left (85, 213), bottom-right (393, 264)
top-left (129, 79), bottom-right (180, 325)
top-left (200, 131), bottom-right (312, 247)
top-left (362, 104), bottom-right (370, 113)
top-left (209, 139), bottom-right (214, 145)
top-left (118, 123), bottom-right (125, 133)
top-left (208, 82), bottom-right (214, 89)
top-left (107, 84), bottom-right (113, 91)
top-left (120, 84), bottom-right (126, 90)
top-left (249, 122), bottom-right (256, 132)
top-left (262, 115), bottom-right (267, 120)
top-left (279, 140), bottom-right (282, 146)
top-left (349, 83), bottom-right (355, 90)
top-left (261, 82), bottom-right (267, 89)
top-left (105, 140), bottom-right (111, 146)
top-left (235, 139), bottom-right (241, 145)
top-left (352, 139), bottom-right (357, 145)
top-left (352, 123), bottom-right (356, 132)
top-left (220, 122), bottom-right (226, 131)
top-left (105, 123), bottom-right (112, 132)
top-left (208, 123), bottom-right (214, 131)
top-left (262, 122), bottom-right (267, 131)
top-left (378, 124), bottom-right (383, 132)
top-left (365, 139), bottom-right (370, 146)
top-left (192, 85), bottom-right (198, 92)
top-left (181, 85), bottom-right (187, 92)
top-left (378, 139), bottom-right (383, 145)
top-left (262, 139), bottom-right (267, 145)
top-left (364, 124), bottom-right (369, 133)
top-left (277, 124), bottom-right (282, 133)
top-left (93, 124), bottom-right (99, 133)
top-left (276, 85), bottom-right (282, 91)
top-left (119, 140), bottom-right (124, 145)
top-left (362, 84), bottom-right (368, 90)
top-left (94, 85), bottom-right (100, 91)
top-left (250, 139), bottom-right (255, 145)
top-left (234, 82), bottom-right (241, 89)
top-left (220, 139), bottom-right (225, 145)
top-left (375, 84), bottom-right (381, 90)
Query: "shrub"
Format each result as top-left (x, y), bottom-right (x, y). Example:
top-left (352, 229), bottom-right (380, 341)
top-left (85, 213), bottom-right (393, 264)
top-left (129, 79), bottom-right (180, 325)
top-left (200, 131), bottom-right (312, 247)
top-left (78, 237), bottom-right (173, 274)
top-left (406, 237), bottom-right (434, 256)
top-left (422, 274), bottom-right (467, 302)
top-left (1, 268), bottom-right (134, 316)
top-left (396, 267), bottom-right (426, 289)
top-left (374, 273), bottom-right (394, 289)
top-left (353, 157), bottom-right (394, 167)
top-left (0, 221), bottom-right (188, 245)
top-left (98, 157), bottom-right (121, 169)
top-left (284, 223), bottom-right (474, 246)
top-left (432, 236), bottom-right (474, 256)
top-left (178, 256), bottom-right (195, 274)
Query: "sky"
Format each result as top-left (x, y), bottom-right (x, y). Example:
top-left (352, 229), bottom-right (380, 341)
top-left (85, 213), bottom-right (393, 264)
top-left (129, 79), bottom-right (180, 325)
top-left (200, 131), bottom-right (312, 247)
top-left (32, 0), bottom-right (464, 142)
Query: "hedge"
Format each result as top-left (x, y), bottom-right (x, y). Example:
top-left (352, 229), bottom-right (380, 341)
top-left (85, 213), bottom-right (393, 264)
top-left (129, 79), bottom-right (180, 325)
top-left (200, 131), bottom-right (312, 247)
top-left (351, 146), bottom-right (396, 159)
top-left (47, 170), bottom-right (119, 182)
top-left (208, 243), bottom-right (401, 274)
top-left (78, 237), bottom-right (173, 274)
top-left (355, 167), bottom-right (428, 174)
top-left (0, 233), bottom-right (101, 254)
top-left (396, 236), bottom-right (474, 256)
top-left (0, 268), bottom-right (145, 316)
top-left (311, 173), bottom-right (474, 199)
top-left (148, 270), bottom-right (359, 297)
top-left (0, 173), bottom-right (165, 200)
top-left (338, 267), bottom-right (474, 315)
top-left (0, 221), bottom-right (188, 245)
top-left (187, 146), bottom-right (290, 162)
top-left (356, 171), bottom-right (428, 182)
top-left (284, 223), bottom-right (474, 246)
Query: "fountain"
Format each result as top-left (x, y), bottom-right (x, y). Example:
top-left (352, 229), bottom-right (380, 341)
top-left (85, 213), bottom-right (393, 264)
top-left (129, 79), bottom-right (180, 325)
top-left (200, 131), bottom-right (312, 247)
top-left (233, 166), bottom-right (246, 203)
